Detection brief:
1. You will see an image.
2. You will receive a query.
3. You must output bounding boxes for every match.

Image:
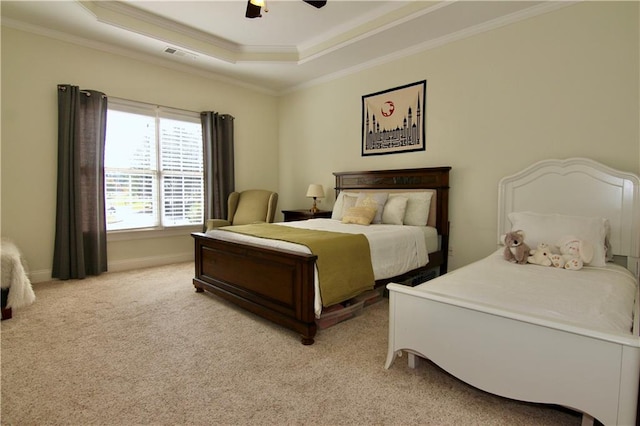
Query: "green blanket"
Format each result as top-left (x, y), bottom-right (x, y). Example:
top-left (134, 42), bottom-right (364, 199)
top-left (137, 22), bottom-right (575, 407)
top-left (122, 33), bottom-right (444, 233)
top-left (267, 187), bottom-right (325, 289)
top-left (219, 223), bottom-right (374, 307)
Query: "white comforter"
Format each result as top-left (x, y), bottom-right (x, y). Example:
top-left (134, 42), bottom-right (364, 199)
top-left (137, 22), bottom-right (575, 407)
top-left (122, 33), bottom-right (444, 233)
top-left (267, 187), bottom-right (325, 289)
top-left (1, 239), bottom-right (36, 309)
top-left (415, 249), bottom-right (637, 335)
top-left (206, 219), bottom-right (431, 316)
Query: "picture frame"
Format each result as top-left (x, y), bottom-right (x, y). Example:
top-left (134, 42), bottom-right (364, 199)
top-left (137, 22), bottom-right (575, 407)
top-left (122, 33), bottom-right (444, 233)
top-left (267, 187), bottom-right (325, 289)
top-left (361, 80), bottom-right (426, 156)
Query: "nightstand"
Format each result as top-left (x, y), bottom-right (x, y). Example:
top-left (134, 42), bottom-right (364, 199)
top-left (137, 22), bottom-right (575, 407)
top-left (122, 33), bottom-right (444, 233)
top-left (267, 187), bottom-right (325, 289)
top-left (282, 209), bottom-right (332, 222)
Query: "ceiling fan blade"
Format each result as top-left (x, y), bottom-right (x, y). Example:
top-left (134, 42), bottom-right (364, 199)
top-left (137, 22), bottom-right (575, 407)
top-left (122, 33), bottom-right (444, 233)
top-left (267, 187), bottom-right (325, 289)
top-left (245, 1), bottom-right (262, 18)
top-left (303, 0), bottom-right (327, 8)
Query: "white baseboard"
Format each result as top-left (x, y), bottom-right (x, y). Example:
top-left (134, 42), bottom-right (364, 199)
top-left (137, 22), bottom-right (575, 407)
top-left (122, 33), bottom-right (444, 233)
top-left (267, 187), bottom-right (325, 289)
top-left (108, 252), bottom-right (193, 272)
top-left (28, 269), bottom-right (53, 284)
top-left (29, 252), bottom-right (193, 283)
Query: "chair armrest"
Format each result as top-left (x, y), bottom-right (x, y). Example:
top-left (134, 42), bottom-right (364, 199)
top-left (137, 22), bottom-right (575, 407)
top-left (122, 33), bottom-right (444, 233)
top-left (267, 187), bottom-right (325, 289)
top-left (206, 219), bottom-right (232, 231)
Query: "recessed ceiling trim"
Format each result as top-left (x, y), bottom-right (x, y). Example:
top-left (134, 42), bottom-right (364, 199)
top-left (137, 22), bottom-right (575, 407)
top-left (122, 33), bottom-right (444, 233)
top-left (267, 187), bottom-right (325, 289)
top-left (298, 1), bottom-right (449, 64)
top-left (286, 1), bottom-right (576, 94)
top-left (91, 1), bottom-right (240, 52)
top-left (84, 0), bottom-right (308, 63)
top-left (85, 0), bottom-right (239, 63)
top-left (296, 1), bottom-right (425, 53)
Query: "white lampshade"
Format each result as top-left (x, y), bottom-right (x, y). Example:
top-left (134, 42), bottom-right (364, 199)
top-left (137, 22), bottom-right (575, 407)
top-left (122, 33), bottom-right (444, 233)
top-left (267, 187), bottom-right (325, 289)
top-left (306, 184), bottom-right (325, 199)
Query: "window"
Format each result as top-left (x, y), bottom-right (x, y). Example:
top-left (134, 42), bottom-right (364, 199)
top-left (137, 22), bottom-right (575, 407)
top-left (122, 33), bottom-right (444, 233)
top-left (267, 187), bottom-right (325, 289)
top-left (105, 99), bottom-right (203, 232)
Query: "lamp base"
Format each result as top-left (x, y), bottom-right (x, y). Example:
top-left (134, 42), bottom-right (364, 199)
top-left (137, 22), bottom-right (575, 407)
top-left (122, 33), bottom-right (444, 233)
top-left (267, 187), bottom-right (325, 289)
top-left (310, 198), bottom-right (319, 213)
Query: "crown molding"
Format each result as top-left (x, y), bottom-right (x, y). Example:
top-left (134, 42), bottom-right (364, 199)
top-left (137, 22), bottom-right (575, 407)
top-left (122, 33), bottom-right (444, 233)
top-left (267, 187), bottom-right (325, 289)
top-left (286, 1), bottom-right (576, 94)
top-left (4, 1), bottom-right (578, 95)
top-left (1, 17), bottom-right (279, 96)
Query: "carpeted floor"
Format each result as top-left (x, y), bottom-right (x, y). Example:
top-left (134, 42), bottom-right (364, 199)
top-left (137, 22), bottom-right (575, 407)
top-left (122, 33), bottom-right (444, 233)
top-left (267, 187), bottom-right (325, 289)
top-left (1, 262), bottom-right (581, 425)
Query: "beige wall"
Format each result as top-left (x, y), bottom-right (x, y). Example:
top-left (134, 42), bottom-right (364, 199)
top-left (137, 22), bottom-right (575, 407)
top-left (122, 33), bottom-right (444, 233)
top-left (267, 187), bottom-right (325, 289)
top-left (1, 27), bottom-right (280, 280)
top-left (278, 1), bottom-right (640, 270)
top-left (2, 1), bottom-right (639, 281)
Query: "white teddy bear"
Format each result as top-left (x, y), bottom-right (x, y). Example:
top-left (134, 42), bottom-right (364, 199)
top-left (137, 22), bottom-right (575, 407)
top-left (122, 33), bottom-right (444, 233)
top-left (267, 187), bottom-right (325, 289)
top-left (527, 243), bottom-right (553, 267)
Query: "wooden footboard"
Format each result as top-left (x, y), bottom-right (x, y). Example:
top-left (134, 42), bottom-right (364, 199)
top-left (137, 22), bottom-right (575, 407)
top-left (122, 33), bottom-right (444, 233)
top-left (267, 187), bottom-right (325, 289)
top-left (193, 232), bottom-right (319, 344)
top-left (194, 231), bottom-right (447, 345)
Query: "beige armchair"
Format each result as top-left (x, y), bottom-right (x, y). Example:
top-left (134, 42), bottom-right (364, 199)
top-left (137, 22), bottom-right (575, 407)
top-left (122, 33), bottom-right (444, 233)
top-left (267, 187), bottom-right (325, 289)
top-left (206, 189), bottom-right (278, 231)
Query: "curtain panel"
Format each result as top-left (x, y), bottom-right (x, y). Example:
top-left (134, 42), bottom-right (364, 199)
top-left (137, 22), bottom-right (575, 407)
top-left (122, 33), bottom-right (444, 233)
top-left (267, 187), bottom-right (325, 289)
top-left (201, 112), bottom-right (235, 229)
top-left (52, 85), bottom-right (108, 280)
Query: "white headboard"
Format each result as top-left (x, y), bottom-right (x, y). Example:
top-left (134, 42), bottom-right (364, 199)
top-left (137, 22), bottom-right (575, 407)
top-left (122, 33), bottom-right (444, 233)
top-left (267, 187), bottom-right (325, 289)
top-left (498, 158), bottom-right (640, 272)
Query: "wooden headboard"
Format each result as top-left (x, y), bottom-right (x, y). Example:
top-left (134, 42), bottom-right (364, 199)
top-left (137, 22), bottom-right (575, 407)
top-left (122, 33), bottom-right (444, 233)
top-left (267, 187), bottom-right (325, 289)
top-left (333, 167), bottom-right (451, 236)
top-left (333, 167), bottom-right (451, 276)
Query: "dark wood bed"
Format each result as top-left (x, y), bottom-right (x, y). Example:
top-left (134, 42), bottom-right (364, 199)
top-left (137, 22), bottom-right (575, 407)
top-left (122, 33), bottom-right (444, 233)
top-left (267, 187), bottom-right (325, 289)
top-left (192, 167), bottom-right (451, 344)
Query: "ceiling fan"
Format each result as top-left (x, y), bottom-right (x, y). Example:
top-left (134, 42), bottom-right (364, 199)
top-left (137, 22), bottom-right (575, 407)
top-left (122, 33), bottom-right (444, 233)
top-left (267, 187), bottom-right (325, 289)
top-left (246, 0), bottom-right (327, 19)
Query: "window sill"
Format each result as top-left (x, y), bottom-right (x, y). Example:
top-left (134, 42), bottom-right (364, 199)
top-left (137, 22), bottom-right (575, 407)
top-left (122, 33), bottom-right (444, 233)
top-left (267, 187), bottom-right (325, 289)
top-left (107, 225), bottom-right (201, 242)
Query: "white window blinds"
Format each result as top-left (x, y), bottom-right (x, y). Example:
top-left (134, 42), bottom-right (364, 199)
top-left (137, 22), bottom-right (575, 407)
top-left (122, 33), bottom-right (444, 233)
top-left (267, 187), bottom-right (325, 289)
top-left (105, 99), bottom-right (203, 231)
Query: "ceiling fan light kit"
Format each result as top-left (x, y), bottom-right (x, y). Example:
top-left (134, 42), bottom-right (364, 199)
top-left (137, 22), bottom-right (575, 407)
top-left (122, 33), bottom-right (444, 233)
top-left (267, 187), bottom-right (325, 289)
top-left (246, 0), bottom-right (325, 19)
top-left (304, 1), bottom-right (327, 8)
top-left (245, 1), bottom-right (263, 18)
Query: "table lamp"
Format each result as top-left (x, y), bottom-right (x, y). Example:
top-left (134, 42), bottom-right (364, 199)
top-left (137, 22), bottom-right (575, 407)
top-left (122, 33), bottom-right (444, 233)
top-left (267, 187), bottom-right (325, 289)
top-left (306, 184), bottom-right (325, 213)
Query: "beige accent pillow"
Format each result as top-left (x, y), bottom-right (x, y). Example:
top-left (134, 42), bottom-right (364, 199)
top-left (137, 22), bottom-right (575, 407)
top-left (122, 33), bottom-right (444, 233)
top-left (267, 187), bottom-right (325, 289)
top-left (382, 196), bottom-right (409, 225)
top-left (342, 206), bottom-right (376, 225)
top-left (356, 192), bottom-right (388, 224)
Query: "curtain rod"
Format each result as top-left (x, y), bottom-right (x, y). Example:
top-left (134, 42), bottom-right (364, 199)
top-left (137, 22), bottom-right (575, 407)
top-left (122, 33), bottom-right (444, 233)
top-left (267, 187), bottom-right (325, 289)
top-left (58, 89), bottom-right (228, 116)
top-left (110, 97), bottom-right (233, 119)
top-left (110, 96), bottom-right (201, 115)
top-left (57, 85), bottom-right (106, 98)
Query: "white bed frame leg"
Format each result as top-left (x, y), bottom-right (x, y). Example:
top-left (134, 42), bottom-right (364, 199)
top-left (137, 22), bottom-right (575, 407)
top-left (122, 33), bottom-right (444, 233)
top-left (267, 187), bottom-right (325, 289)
top-left (385, 350), bottom-right (400, 369)
top-left (408, 352), bottom-right (420, 369)
top-left (580, 413), bottom-right (594, 426)
top-left (385, 289), bottom-right (399, 369)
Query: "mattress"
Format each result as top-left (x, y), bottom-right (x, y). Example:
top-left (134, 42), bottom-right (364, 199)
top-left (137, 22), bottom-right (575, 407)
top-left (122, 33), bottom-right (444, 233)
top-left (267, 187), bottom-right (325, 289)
top-left (206, 218), bottom-right (434, 316)
top-left (414, 249), bottom-right (637, 335)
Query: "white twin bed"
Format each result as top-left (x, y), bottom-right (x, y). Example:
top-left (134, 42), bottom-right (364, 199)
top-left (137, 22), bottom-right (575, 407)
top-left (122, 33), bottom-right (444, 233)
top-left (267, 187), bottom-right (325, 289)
top-left (385, 158), bottom-right (640, 425)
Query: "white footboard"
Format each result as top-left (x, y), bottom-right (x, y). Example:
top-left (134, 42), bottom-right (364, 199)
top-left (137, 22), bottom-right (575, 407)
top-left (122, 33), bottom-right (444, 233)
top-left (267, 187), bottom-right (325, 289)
top-left (385, 283), bottom-right (640, 425)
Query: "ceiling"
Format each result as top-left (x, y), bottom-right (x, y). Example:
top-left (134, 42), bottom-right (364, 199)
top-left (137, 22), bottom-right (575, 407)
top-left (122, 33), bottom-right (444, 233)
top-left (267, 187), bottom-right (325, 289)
top-left (1, 1), bottom-right (567, 94)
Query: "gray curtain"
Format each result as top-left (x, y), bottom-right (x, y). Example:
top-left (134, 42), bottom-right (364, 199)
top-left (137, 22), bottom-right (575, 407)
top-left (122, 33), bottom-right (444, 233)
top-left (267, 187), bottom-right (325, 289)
top-left (52, 84), bottom-right (108, 280)
top-left (201, 112), bottom-right (235, 228)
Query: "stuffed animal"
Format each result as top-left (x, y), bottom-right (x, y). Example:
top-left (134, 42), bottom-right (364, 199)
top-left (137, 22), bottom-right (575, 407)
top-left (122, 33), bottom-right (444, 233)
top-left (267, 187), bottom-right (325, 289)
top-left (528, 243), bottom-right (552, 267)
top-left (556, 235), bottom-right (594, 270)
top-left (501, 230), bottom-right (530, 264)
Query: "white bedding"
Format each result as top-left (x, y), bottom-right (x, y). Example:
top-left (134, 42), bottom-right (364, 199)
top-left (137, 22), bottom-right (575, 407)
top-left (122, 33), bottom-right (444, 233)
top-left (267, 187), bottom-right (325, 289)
top-left (1, 238), bottom-right (36, 309)
top-left (414, 249), bottom-right (637, 335)
top-left (206, 218), bottom-right (433, 316)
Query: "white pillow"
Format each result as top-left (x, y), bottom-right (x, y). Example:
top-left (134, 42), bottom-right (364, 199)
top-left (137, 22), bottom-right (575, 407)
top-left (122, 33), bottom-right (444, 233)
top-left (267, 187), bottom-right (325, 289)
top-left (390, 192), bottom-right (432, 226)
top-left (356, 192), bottom-right (388, 224)
top-left (382, 196), bottom-right (409, 225)
top-left (341, 195), bottom-right (357, 218)
top-left (507, 211), bottom-right (609, 267)
top-left (331, 192), bottom-right (359, 220)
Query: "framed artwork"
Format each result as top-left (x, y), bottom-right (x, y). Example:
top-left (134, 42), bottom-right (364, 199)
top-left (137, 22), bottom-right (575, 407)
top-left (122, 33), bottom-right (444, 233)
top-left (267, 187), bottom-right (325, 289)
top-left (361, 80), bottom-right (426, 156)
